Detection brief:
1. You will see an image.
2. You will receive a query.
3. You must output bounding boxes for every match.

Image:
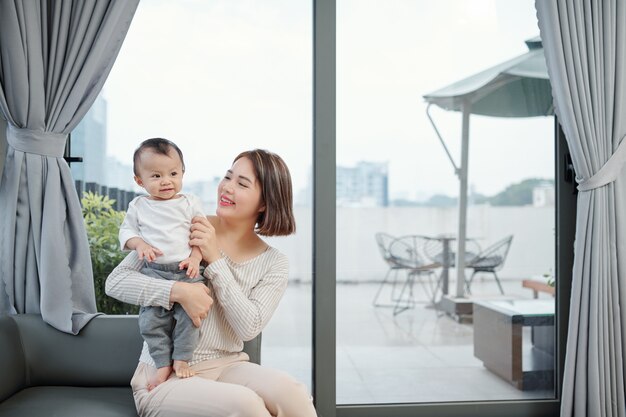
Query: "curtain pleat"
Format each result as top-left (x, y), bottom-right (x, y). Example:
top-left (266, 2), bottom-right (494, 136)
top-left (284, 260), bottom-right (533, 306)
top-left (0, 0), bottom-right (139, 334)
top-left (537, 1), bottom-right (626, 416)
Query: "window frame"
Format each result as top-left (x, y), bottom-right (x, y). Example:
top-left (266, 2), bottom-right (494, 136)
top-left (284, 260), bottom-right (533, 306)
top-left (312, 1), bottom-right (574, 415)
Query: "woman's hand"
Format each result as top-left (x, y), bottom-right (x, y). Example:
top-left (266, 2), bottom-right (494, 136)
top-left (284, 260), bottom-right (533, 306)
top-left (190, 216), bottom-right (222, 264)
top-left (170, 281), bottom-right (213, 327)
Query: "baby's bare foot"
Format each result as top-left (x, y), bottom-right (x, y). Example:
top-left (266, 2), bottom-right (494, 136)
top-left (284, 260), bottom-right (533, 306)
top-left (173, 360), bottom-right (195, 378)
top-left (147, 366), bottom-right (172, 391)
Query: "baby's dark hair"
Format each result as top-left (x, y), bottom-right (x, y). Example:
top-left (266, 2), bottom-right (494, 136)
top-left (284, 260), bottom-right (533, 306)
top-left (133, 138), bottom-right (185, 176)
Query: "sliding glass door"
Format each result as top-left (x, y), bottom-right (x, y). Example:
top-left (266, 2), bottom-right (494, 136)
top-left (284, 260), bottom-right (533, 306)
top-left (335, 0), bottom-right (556, 405)
top-left (313, 0), bottom-right (571, 416)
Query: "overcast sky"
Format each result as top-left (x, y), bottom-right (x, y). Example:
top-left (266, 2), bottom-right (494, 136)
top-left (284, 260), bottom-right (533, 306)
top-left (102, 0), bottom-right (553, 201)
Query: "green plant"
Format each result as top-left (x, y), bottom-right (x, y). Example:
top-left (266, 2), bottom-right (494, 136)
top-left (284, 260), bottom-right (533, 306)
top-left (543, 268), bottom-right (555, 287)
top-left (82, 192), bottom-right (139, 315)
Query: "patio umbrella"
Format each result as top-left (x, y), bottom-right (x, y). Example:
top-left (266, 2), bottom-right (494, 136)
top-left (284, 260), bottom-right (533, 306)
top-left (422, 36), bottom-right (554, 298)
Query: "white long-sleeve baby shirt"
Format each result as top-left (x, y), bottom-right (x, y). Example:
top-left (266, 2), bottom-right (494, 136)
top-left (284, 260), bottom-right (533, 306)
top-left (119, 194), bottom-right (205, 264)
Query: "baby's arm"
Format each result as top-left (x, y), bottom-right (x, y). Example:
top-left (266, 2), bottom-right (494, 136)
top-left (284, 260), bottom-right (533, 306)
top-left (119, 198), bottom-right (163, 262)
top-left (126, 237), bottom-right (163, 263)
top-left (179, 194), bottom-right (207, 278)
top-left (179, 246), bottom-right (203, 278)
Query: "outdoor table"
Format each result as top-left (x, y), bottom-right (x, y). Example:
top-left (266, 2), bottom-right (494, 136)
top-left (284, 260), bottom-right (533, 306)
top-left (429, 234), bottom-right (480, 297)
top-left (434, 234), bottom-right (456, 295)
top-left (473, 299), bottom-right (555, 390)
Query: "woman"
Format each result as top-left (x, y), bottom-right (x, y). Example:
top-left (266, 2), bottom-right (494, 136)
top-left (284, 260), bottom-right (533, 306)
top-left (106, 149), bottom-right (318, 417)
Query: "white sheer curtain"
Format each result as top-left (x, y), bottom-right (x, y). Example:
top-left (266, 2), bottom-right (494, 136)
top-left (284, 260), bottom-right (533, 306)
top-left (0, 0), bottom-right (139, 334)
top-left (537, 1), bottom-right (626, 416)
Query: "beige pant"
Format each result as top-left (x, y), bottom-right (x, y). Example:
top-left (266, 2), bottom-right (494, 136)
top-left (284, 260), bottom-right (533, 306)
top-left (131, 352), bottom-right (318, 417)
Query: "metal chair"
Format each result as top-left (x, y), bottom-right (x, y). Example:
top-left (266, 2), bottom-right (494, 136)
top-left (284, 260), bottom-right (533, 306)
top-left (372, 232), bottom-right (406, 308)
top-left (465, 235), bottom-right (514, 295)
top-left (422, 236), bottom-right (481, 301)
top-left (423, 237), bottom-right (482, 268)
top-left (384, 235), bottom-right (440, 315)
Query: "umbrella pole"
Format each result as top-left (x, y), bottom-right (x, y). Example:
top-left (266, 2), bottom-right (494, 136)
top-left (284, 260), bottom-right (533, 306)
top-left (455, 101), bottom-right (470, 298)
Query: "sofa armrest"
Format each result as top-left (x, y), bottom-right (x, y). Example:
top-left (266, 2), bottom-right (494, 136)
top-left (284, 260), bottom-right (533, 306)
top-left (0, 316), bottom-right (26, 402)
top-left (243, 333), bottom-right (262, 365)
top-left (14, 314), bottom-right (143, 387)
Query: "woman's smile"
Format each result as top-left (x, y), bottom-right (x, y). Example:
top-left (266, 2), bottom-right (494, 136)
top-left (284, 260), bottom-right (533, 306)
top-left (219, 195), bottom-right (235, 206)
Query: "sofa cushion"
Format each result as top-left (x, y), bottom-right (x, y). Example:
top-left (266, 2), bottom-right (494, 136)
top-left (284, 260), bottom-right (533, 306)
top-left (0, 387), bottom-right (137, 417)
top-left (16, 315), bottom-right (143, 387)
top-left (0, 314), bottom-right (262, 417)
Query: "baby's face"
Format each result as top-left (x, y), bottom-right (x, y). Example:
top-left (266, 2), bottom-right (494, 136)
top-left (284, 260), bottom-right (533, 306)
top-left (134, 148), bottom-right (184, 200)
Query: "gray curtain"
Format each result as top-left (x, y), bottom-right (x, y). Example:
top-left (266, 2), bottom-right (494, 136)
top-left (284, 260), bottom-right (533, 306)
top-left (0, 0), bottom-right (139, 334)
top-left (0, 115), bottom-right (6, 173)
top-left (537, 1), bottom-right (626, 416)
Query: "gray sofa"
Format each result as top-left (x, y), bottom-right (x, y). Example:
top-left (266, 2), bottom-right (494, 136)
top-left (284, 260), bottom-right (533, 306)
top-left (0, 314), bottom-right (261, 417)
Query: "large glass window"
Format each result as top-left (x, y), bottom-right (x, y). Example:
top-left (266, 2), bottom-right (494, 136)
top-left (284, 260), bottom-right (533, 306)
top-left (337, 0), bottom-right (556, 404)
top-left (76, 0), bottom-right (313, 391)
top-left (73, 0), bottom-right (573, 414)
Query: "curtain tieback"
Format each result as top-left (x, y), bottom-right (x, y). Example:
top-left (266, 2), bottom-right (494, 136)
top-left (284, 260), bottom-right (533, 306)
top-left (6, 124), bottom-right (67, 158)
top-left (578, 135), bottom-right (626, 191)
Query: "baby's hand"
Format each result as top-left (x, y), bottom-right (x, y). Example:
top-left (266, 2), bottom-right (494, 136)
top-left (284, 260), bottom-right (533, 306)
top-left (180, 256), bottom-right (201, 278)
top-left (135, 242), bottom-right (163, 263)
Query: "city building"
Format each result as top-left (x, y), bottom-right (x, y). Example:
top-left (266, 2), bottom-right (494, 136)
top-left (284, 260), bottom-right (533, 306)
top-left (533, 181), bottom-right (555, 207)
top-left (336, 161), bottom-right (389, 207)
top-left (70, 95), bottom-right (138, 194)
top-left (184, 177), bottom-right (222, 214)
top-left (70, 94), bottom-right (107, 184)
top-left (104, 156), bottom-right (137, 192)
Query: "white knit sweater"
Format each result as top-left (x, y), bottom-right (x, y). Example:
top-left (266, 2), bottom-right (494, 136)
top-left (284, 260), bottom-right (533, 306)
top-left (105, 247), bottom-right (288, 366)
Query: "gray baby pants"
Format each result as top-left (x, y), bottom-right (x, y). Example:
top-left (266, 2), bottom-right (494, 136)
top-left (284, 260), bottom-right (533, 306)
top-left (139, 261), bottom-right (205, 368)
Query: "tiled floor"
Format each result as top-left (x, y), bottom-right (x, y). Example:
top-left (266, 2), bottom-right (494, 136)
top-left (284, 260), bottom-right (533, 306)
top-left (261, 278), bottom-right (556, 404)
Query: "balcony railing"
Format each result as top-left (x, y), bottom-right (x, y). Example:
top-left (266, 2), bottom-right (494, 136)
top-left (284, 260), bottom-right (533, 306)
top-left (75, 180), bottom-right (139, 212)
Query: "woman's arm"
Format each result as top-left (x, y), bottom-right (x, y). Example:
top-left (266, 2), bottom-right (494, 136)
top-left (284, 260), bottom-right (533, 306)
top-left (105, 251), bottom-right (173, 308)
top-left (189, 216), bottom-right (221, 264)
top-left (204, 253), bottom-right (288, 341)
top-left (189, 216), bottom-right (285, 337)
top-left (106, 252), bottom-right (213, 327)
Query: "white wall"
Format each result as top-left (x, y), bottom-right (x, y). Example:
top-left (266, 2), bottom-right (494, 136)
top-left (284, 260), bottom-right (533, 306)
top-left (265, 205), bottom-right (555, 283)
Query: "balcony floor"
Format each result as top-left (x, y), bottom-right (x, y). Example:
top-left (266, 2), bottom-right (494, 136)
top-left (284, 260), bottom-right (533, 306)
top-left (262, 278), bottom-right (555, 404)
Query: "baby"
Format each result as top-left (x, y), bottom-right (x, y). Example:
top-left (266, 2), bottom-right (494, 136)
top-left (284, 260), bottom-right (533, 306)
top-left (119, 138), bottom-right (205, 390)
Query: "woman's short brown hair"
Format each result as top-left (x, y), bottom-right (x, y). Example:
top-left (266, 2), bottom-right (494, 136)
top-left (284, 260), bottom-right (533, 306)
top-left (234, 149), bottom-right (296, 236)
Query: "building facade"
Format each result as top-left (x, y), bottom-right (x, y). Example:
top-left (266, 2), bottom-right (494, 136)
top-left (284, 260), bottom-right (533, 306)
top-left (336, 161), bottom-right (389, 207)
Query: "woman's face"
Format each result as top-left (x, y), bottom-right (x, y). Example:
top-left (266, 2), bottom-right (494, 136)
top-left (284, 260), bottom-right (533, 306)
top-left (216, 157), bottom-right (265, 222)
